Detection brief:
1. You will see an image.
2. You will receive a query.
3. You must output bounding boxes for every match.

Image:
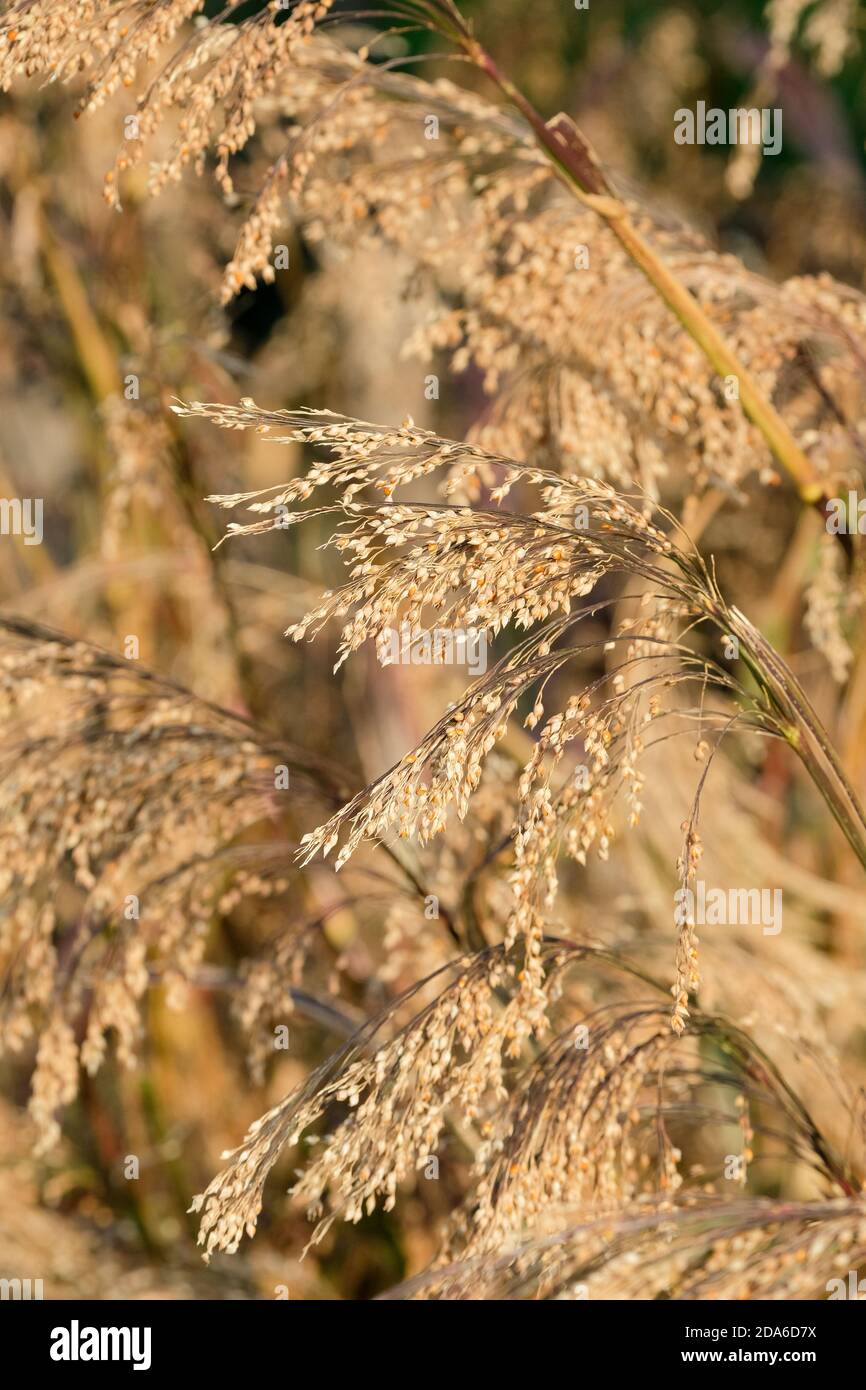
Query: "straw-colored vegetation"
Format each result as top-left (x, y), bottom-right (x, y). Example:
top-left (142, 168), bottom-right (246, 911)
top-left (1, 0), bottom-right (866, 1299)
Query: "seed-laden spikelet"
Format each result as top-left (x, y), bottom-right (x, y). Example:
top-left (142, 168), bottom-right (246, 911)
top-left (436, 993), bottom-right (866, 1273)
top-left (177, 405), bottom-right (697, 961)
top-left (177, 399), bottom-right (866, 1036)
top-left (0, 2), bottom-right (206, 91)
top-left (1, 2), bottom-right (338, 219)
top-left (0, 617), bottom-right (338, 1149)
top-left (192, 947), bottom-right (540, 1259)
top-left (192, 938), bottom-right (866, 1273)
top-left (804, 530), bottom-right (857, 685)
top-left (387, 1197), bottom-right (866, 1300)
